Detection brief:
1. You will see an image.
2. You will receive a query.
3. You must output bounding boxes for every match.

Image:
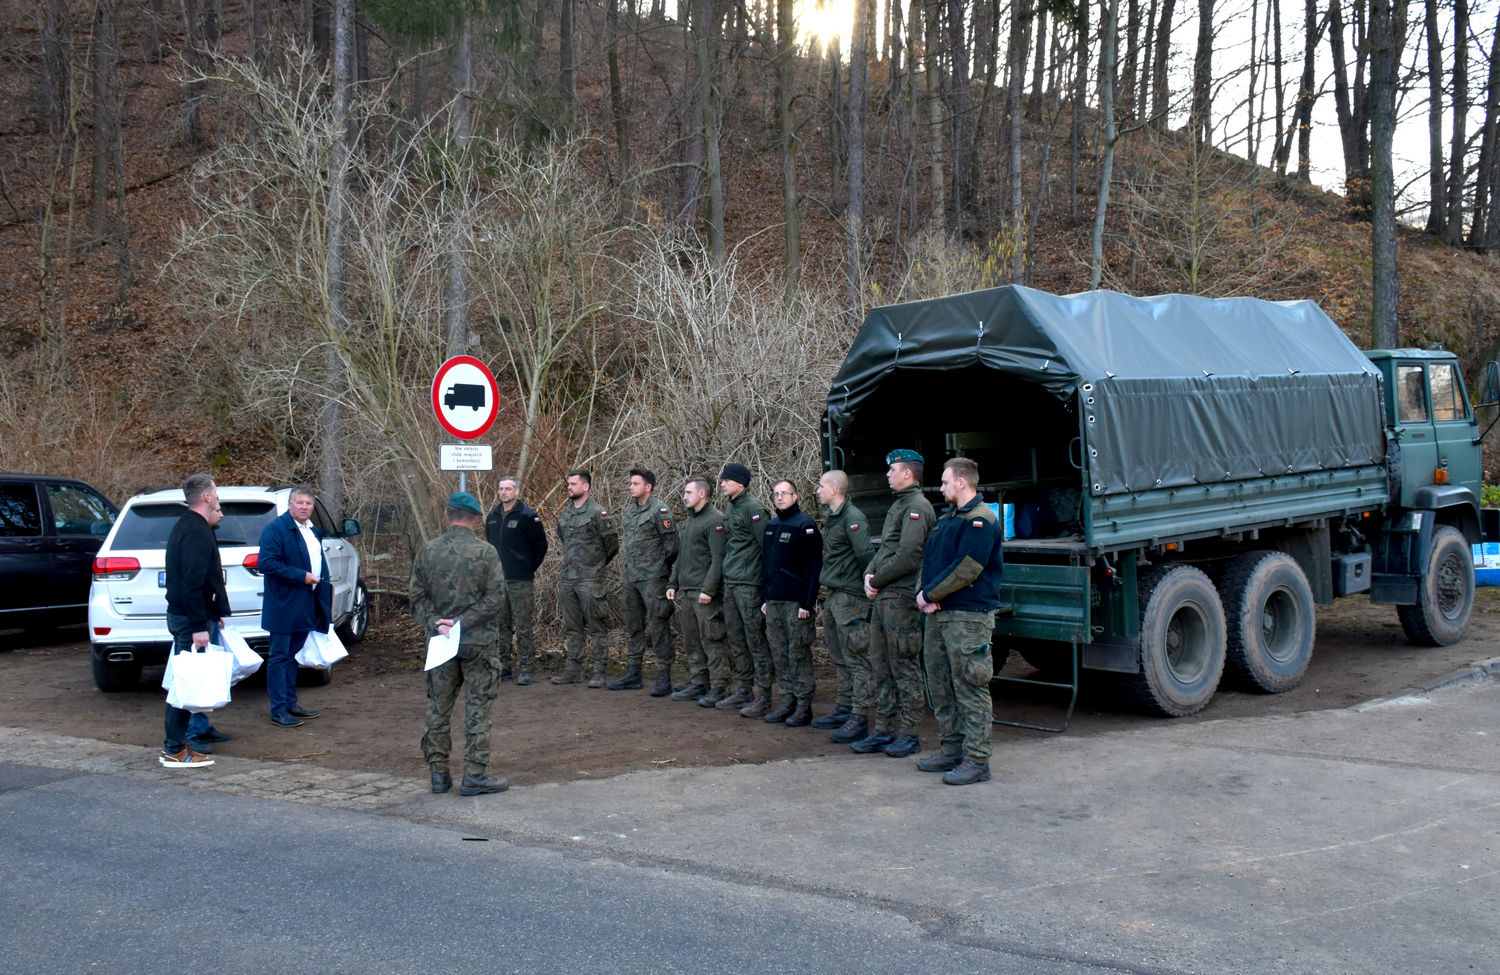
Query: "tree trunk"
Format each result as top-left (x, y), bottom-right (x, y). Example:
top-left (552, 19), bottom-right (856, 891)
top-left (1007, 0), bottom-right (1027, 278)
top-left (947, 0), bottom-right (972, 228)
top-left (249, 0), bottom-right (266, 67)
top-left (560, 0), bottom-right (578, 110)
top-left (679, 3), bottom-right (704, 226)
top-left (89, 0), bottom-right (119, 242)
top-left (1271, 0), bottom-right (1285, 174)
top-left (182, 0), bottom-right (206, 152)
top-left (1191, 0), bottom-right (1214, 146)
top-left (324, 0), bottom-right (355, 522)
top-left (1444, 0), bottom-right (1468, 245)
top-left (148, 0), bottom-right (164, 63)
top-left (1329, 0), bottom-right (1372, 214)
top-left (1027, 5), bottom-right (1048, 119)
top-left (925, 0), bottom-right (946, 227)
top-left (1122, 0), bottom-right (1141, 118)
top-left (1369, 0), bottom-right (1407, 347)
top-left (1071, 0), bottom-right (1091, 219)
top-left (1469, 4), bottom-right (1500, 248)
top-left (1424, 0), bottom-right (1445, 233)
top-left (847, 0), bottom-right (873, 319)
top-left (1092, 0), bottom-right (1121, 289)
top-left (1292, 0), bottom-right (1323, 179)
top-left (696, 0), bottom-right (724, 262)
top-left (1150, 0), bottom-right (1175, 126)
top-left (607, 0), bottom-right (630, 182)
top-left (776, 0), bottom-right (800, 299)
top-left (446, 23), bottom-right (472, 360)
top-left (39, 0), bottom-right (69, 135)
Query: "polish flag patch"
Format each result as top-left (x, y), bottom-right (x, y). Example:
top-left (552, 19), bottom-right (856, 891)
top-left (972, 520), bottom-right (985, 528)
top-left (751, 514), bottom-right (762, 521)
top-left (909, 512), bottom-right (921, 519)
top-left (849, 524), bottom-right (860, 531)
top-left (805, 527), bottom-right (816, 534)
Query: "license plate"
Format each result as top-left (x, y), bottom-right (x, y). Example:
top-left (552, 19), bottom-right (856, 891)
top-left (158, 571), bottom-right (166, 588)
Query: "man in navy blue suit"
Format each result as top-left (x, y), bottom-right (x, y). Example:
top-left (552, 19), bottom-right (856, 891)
top-left (258, 485), bottom-right (332, 727)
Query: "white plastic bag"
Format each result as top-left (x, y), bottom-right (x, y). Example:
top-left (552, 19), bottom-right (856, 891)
top-left (296, 627), bottom-right (348, 670)
top-left (221, 626), bottom-right (263, 685)
top-left (163, 645), bottom-right (234, 713)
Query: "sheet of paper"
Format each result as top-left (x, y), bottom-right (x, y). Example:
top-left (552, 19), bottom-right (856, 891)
top-left (424, 619), bottom-right (460, 670)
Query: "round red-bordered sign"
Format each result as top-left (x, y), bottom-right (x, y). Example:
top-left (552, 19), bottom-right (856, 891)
top-left (431, 355), bottom-right (499, 440)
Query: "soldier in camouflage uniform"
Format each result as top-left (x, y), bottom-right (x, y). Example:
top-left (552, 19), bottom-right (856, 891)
top-left (409, 492), bottom-right (510, 796)
top-left (552, 469), bottom-right (620, 687)
top-left (840, 449), bottom-right (934, 757)
top-left (916, 457), bottom-right (1005, 786)
top-left (608, 467), bottom-right (679, 695)
top-left (813, 470), bottom-right (874, 732)
top-left (759, 480), bottom-right (823, 727)
top-left (665, 476), bottom-right (730, 703)
top-left (715, 462), bottom-right (768, 713)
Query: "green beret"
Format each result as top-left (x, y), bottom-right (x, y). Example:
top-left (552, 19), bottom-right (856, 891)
top-left (448, 491), bottom-right (483, 515)
top-left (885, 449), bottom-right (924, 465)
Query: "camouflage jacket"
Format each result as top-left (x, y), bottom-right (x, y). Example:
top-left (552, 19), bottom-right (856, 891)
top-left (865, 485), bottom-right (935, 596)
top-left (720, 490), bottom-right (766, 587)
top-left (408, 525), bottom-right (507, 646)
top-left (671, 503), bottom-right (725, 596)
top-left (819, 498), bottom-right (874, 596)
top-left (557, 497), bottom-right (619, 583)
top-left (621, 496), bottom-right (678, 584)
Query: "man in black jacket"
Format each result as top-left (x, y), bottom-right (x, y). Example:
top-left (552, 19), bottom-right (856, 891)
top-left (760, 480), bottom-right (823, 727)
top-left (161, 473), bottom-right (230, 769)
top-left (484, 476), bottom-right (549, 685)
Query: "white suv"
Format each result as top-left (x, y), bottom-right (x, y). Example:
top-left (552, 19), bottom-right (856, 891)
top-left (87, 486), bottom-right (368, 692)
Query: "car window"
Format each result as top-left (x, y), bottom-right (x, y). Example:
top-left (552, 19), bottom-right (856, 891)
top-left (112, 501), bottom-right (277, 548)
top-left (313, 499), bottom-right (339, 536)
top-left (0, 483), bottom-right (42, 537)
top-left (1429, 363), bottom-right (1466, 421)
top-left (1397, 365), bottom-right (1428, 423)
top-left (215, 501), bottom-right (277, 546)
top-left (47, 484), bottom-right (116, 536)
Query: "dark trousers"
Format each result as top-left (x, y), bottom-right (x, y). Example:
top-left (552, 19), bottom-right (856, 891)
top-left (267, 630), bottom-right (310, 715)
top-left (163, 614), bottom-right (218, 752)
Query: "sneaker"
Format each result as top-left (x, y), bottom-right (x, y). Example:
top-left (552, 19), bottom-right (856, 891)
top-left (810, 705), bottom-right (852, 729)
top-left (671, 682), bottom-right (708, 702)
top-left (850, 731), bottom-right (896, 754)
top-left (159, 748), bottom-right (214, 769)
top-left (942, 759), bottom-right (992, 785)
top-left (827, 714), bottom-right (868, 744)
top-left (882, 734), bottom-right (921, 757)
top-left (916, 752), bottom-right (964, 773)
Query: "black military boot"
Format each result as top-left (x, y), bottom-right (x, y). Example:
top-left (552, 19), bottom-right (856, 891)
top-left (430, 768), bottom-right (452, 794)
top-left (784, 699), bottom-right (812, 727)
top-left (698, 685), bottom-right (727, 708)
top-left (850, 730), bottom-right (897, 754)
top-left (649, 667), bottom-right (673, 697)
top-left (763, 698), bottom-right (797, 724)
top-left (459, 772), bottom-right (511, 796)
top-left (942, 759), bottom-right (991, 786)
top-left (671, 682), bottom-right (708, 702)
top-left (608, 664), bottom-right (644, 691)
top-left (810, 704), bottom-right (852, 729)
top-left (828, 714), bottom-right (868, 744)
top-left (716, 687), bottom-right (753, 710)
top-left (882, 734), bottom-right (921, 757)
top-left (916, 751), bottom-right (963, 773)
top-left (739, 694), bottom-right (771, 718)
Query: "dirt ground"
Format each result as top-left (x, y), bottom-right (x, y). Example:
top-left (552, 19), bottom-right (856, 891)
top-left (2, 589), bottom-right (1497, 787)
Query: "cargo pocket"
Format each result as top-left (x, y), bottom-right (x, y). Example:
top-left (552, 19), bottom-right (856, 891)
top-left (845, 619), bottom-right (871, 654)
top-left (960, 643), bottom-right (994, 688)
top-left (704, 608), bottom-right (728, 643)
top-left (652, 594), bottom-right (675, 620)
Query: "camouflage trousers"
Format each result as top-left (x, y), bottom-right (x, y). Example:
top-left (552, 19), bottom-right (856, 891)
top-left (723, 583), bottom-right (766, 692)
top-left (558, 577), bottom-right (611, 672)
top-left (677, 590), bottom-right (730, 689)
top-left (496, 578), bottom-right (530, 672)
top-left (622, 576), bottom-right (674, 669)
top-left (922, 610), bottom-right (997, 762)
top-left (822, 589), bottom-right (871, 712)
top-left (764, 600), bottom-right (816, 701)
top-left (869, 593), bottom-right (925, 735)
top-left (422, 643), bottom-right (500, 776)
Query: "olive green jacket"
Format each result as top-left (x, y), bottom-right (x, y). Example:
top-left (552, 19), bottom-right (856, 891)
top-left (865, 485), bottom-right (935, 596)
top-left (820, 499), bottom-right (874, 596)
top-left (671, 503), bottom-right (725, 596)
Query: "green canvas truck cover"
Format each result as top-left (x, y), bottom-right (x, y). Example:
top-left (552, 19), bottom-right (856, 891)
top-left (827, 285), bottom-right (1387, 497)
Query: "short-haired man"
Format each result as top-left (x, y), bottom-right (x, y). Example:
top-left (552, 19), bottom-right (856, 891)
top-left (553, 469), bottom-right (619, 687)
top-left (410, 492), bottom-right (510, 796)
top-left (159, 473), bottom-right (228, 768)
top-left (759, 480), bottom-right (823, 726)
top-left (484, 476), bottom-right (549, 685)
top-left (812, 470), bottom-right (873, 731)
top-left (258, 484), bottom-right (332, 728)
top-left (610, 467), bottom-right (679, 694)
top-left (841, 449), bottom-right (934, 757)
top-left (665, 476), bottom-right (730, 703)
top-left (916, 457), bottom-right (1005, 785)
top-left (715, 462), bottom-right (768, 713)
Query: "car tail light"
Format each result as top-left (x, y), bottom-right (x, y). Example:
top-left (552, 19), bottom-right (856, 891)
top-left (93, 627), bottom-right (111, 636)
top-left (93, 556), bottom-right (140, 581)
top-left (243, 552), bottom-right (262, 576)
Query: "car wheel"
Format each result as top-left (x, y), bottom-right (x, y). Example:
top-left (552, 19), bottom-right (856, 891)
top-left (335, 579), bottom-right (369, 645)
top-left (91, 649), bottom-right (141, 693)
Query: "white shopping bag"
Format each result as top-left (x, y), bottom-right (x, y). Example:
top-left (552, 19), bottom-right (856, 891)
top-left (163, 645), bottom-right (234, 713)
top-left (296, 627), bottom-right (348, 670)
top-left (221, 626), bottom-right (263, 685)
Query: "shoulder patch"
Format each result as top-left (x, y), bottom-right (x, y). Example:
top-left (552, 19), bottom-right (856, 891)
top-left (658, 507), bottom-right (670, 514)
top-left (909, 511), bottom-right (921, 519)
top-left (805, 527), bottom-right (816, 534)
top-left (714, 525), bottom-right (724, 531)
top-left (751, 514), bottom-right (761, 521)
top-left (972, 520), bottom-right (985, 528)
top-left (849, 523), bottom-right (860, 531)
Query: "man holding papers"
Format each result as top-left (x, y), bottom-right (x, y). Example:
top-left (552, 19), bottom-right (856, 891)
top-left (409, 492), bottom-right (509, 796)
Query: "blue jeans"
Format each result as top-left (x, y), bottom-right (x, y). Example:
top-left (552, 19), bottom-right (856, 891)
top-left (164, 615), bottom-right (220, 752)
top-left (266, 630), bottom-right (309, 716)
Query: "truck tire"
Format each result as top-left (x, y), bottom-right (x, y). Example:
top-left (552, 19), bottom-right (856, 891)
top-left (1121, 564), bottom-right (1225, 717)
top-left (1220, 552), bottom-right (1315, 693)
top-left (1397, 525), bottom-right (1475, 647)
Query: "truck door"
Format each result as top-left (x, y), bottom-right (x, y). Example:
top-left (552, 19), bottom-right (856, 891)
top-left (1392, 363), bottom-right (1437, 509)
top-left (1426, 360), bottom-right (1482, 489)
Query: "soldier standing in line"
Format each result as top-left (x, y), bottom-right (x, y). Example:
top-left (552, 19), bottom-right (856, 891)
top-left (916, 457), bottom-right (1005, 786)
top-left (609, 467), bottom-right (679, 695)
top-left (759, 479), bottom-right (823, 727)
top-left (843, 449), bottom-right (934, 758)
top-left (716, 462), bottom-right (770, 715)
top-left (665, 476), bottom-right (730, 704)
top-left (552, 469), bottom-right (619, 688)
top-left (484, 475), bottom-right (549, 686)
top-left (409, 492), bottom-right (510, 796)
top-left (813, 470), bottom-right (874, 734)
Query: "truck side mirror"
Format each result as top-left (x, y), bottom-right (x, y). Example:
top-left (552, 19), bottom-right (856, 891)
top-left (1483, 361), bottom-right (1500, 409)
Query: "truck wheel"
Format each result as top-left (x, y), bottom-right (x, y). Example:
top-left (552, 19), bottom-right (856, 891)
top-left (1121, 564), bottom-right (1225, 717)
top-left (1397, 525), bottom-right (1475, 646)
top-left (1220, 552), bottom-right (1315, 693)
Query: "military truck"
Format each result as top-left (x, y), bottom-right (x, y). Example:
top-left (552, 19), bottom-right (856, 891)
top-left (826, 286), bottom-right (1498, 717)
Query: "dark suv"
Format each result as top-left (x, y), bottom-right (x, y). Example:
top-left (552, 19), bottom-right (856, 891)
top-left (0, 474), bottom-right (118, 631)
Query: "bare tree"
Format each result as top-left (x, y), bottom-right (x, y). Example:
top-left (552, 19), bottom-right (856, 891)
top-left (1369, 0), bottom-right (1408, 346)
top-left (775, 0), bottom-right (800, 298)
top-left (1444, 0), bottom-right (1469, 245)
top-left (847, 0), bottom-right (874, 319)
top-left (1092, 0), bottom-right (1122, 289)
top-left (1423, 0), bottom-right (1445, 233)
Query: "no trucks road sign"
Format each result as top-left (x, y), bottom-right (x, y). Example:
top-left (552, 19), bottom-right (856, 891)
top-left (432, 355), bottom-right (499, 440)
